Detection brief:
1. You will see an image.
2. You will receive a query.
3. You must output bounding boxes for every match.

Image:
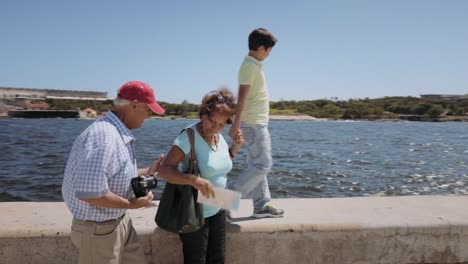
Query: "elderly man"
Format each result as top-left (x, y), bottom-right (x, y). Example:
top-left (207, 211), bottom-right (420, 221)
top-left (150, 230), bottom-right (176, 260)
top-left (62, 81), bottom-right (165, 264)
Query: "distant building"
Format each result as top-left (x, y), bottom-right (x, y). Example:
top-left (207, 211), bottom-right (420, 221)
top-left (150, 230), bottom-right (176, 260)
top-left (420, 94), bottom-right (468, 101)
top-left (25, 103), bottom-right (50, 110)
top-left (0, 86), bottom-right (108, 100)
top-left (0, 86), bottom-right (110, 116)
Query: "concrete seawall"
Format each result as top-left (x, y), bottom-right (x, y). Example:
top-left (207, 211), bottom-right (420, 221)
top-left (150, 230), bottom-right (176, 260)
top-left (1, 196), bottom-right (468, 264)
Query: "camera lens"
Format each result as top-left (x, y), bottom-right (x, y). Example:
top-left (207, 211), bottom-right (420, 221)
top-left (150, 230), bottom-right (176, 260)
top-left (131, 175), bottom-right (158, 197)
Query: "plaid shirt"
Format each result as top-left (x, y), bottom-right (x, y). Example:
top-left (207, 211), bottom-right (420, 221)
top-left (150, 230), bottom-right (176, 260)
top-left (62, 112), bottom-right (137, 221)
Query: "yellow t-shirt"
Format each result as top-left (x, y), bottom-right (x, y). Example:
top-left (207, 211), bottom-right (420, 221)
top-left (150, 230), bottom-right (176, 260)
top-left (238, 56), bottom-right (270, 125)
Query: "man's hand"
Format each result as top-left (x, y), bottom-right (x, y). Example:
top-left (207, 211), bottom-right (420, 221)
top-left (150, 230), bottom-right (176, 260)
top-left (81, 191), bottom-right (153, 209)
top-left (129, 192), bottom-right (154, 209)
top-left (149, 153), bottom-right (165, 175)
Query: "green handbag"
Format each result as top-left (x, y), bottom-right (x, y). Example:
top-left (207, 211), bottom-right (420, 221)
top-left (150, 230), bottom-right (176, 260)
top-left (155, 128), bottom-right (204, 233)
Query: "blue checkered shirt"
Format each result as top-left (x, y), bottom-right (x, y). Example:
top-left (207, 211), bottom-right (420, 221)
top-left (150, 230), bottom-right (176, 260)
top-left (62, 111), bottom-right (137, 221)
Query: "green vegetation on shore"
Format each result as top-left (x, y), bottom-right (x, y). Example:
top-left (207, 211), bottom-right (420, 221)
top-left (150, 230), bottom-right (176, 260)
top-left (270, 96), bottom-right (468, 121)
top-left (44, 96), bottom-right (468, 121)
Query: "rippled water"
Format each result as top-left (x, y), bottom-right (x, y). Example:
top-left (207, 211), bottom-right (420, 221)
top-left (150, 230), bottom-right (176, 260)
top-left (1, 118), bottom-right (468, 201)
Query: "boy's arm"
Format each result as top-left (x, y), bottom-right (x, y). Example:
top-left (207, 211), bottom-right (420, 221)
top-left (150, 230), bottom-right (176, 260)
top-left (229, 85), bottom-right (249, 138)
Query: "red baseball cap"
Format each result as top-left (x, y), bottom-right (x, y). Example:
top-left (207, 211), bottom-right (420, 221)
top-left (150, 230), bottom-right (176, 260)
top-left (117, 81), bottom-right (165, 115)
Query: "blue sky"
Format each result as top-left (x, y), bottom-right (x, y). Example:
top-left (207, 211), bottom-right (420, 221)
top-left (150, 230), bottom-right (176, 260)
top-left (1, 0), bottom-right (467, 103)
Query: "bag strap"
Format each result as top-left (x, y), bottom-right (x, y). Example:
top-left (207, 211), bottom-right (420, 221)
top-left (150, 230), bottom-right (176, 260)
top-left (186, 128), bottom-right (200, 177)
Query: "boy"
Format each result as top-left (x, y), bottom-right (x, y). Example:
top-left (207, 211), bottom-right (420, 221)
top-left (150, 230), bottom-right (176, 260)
top-left (229, 28), bottom-right (284, 218)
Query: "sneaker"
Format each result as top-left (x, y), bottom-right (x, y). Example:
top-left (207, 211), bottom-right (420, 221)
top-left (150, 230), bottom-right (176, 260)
top-left (252, 204), bottom-right (285, 218)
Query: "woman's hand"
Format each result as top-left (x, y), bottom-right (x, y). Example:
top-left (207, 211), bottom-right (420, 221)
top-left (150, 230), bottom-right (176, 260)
top-left (191, 176), bottom-right (215, 198)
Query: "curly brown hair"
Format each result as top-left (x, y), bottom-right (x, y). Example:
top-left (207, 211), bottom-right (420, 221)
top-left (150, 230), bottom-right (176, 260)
top-left (199, 88), bottom-right (236, 124)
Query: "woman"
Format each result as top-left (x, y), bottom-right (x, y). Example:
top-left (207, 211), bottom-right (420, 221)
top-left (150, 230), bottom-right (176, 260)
top-left (159, 88), bottom-right (243, 264)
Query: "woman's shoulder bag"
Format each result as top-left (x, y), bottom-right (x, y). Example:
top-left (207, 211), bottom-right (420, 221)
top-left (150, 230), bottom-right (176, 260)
top-left (155, 127), bottom-right (204, 233)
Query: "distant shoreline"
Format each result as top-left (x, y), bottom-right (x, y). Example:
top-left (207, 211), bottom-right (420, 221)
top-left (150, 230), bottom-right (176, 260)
top-left (2, 113), bottom-right (468, 122)
top-left (269, 114), bottom-right (325, 121)
top-left (148, 114), bottom-right (468, 122)
top-left (148, 114), bottom-right (326, 121)
top-left (3, 95), bottom-right (468, 122)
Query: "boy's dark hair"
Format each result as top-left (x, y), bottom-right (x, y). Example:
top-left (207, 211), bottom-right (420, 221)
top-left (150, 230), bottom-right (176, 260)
top-left (248, 28), bottom-right (277, 51)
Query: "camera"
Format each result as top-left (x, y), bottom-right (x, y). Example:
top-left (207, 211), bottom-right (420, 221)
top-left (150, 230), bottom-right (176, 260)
top-left (131, 175), bottom-right (158, 198)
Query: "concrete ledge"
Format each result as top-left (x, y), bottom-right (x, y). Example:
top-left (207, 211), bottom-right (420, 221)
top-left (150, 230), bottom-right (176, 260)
top-left (1, 196), bottom-right (468, 264)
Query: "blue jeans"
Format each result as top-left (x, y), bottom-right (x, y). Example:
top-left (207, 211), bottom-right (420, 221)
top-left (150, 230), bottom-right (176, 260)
top-left (233, 124), bottom-right (272, 211)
